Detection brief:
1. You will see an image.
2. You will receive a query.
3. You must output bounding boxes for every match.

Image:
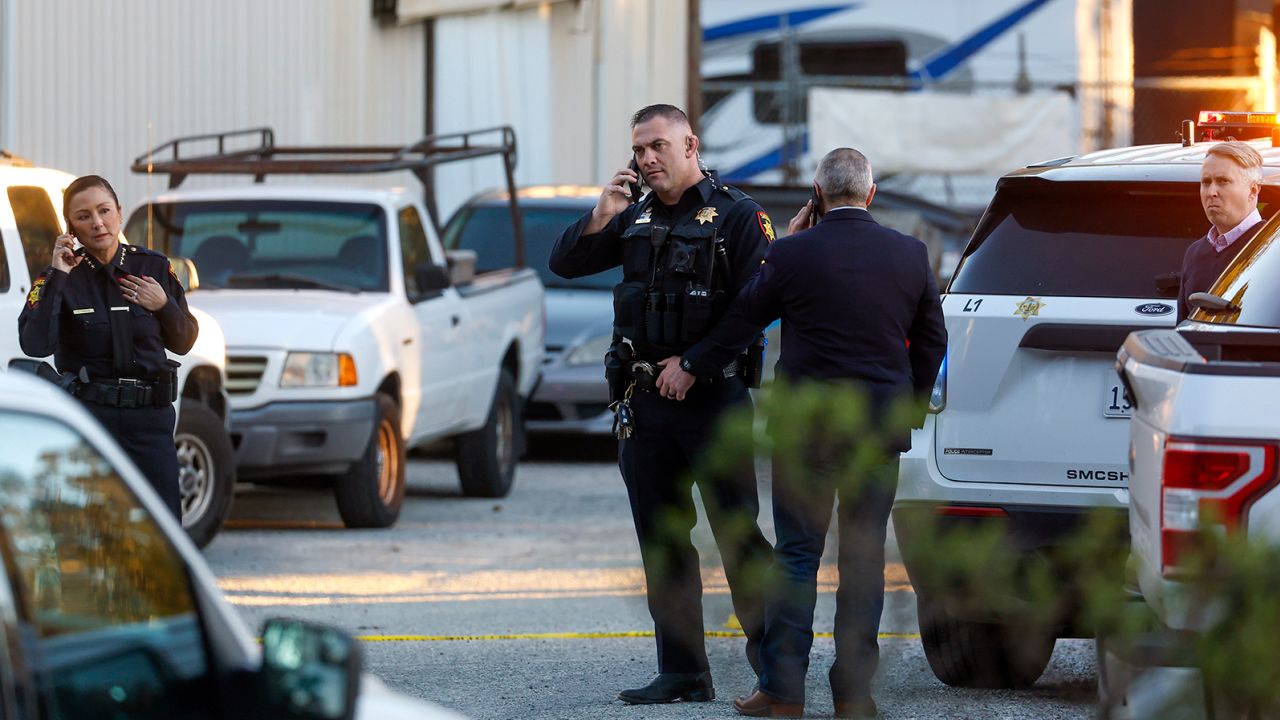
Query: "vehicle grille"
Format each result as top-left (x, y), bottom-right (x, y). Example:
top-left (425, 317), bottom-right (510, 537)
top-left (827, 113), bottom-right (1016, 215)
top-left (226, 355), bottom-right (269, 395)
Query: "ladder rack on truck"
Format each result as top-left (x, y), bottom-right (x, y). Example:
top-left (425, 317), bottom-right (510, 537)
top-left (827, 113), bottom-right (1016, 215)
top-left (131, 125), bottom-right (526, 266)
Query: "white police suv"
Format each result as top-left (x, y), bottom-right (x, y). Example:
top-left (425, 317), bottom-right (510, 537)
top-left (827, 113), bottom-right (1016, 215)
top-left (894, 112), bottom-right (1280, 689)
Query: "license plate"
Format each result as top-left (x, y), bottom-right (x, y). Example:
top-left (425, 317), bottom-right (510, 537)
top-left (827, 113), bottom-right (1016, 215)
top-left (1103, 378), bottom-right (1133, 418)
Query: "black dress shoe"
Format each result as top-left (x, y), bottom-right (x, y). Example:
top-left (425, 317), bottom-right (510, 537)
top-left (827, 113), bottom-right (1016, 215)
top-left (618, 671), bottom-right (714, 704)
top-left (834, 697), bottom-right (878, 719)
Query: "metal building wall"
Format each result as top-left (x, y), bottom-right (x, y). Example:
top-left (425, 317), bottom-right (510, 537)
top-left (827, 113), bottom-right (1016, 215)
top-left (9, 0), bottom-right (426, 208)
top-left (432, 0), bottom-right (688, 219)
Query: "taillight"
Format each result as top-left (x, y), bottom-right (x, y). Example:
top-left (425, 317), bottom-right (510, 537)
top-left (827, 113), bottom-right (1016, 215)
top-left (928, 354), bottom-right (947, 413)
top-left (1160, 440), bottom-right (1278, 577)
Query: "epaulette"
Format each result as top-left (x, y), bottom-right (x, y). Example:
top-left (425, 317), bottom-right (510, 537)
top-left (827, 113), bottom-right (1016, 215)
top-left (718, 184), bottom-right (750, 202)
top-left (124, 244), bottom-right (163, 257)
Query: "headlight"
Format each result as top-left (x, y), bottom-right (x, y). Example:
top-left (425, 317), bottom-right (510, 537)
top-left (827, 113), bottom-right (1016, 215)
top-left (563, 334), bottom-right (614, 367)
top-left (928, 354), bottom-right (947, 413)
top-left (281, 352), bottom-right (358, 387)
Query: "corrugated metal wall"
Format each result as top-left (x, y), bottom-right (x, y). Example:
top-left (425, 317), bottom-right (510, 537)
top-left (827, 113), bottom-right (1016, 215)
top-left (10, 0), bottom-right (426, 208)
top-left (433, 0), bottom-right (688, 219)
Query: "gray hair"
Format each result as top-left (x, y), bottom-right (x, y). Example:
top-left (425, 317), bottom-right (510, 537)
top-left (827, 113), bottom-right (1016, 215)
top-left (815, 148), bottom-right (873, 205)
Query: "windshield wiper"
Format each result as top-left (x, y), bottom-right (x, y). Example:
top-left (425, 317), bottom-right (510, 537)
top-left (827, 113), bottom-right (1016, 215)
top-left (225, 273), bottom-right (360, 293)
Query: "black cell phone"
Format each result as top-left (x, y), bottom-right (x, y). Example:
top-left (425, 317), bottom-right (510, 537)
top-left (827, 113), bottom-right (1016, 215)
top-left (626, 158), bottom-right (644, 203)
top-left (809, 189), bottom-right (822, 225)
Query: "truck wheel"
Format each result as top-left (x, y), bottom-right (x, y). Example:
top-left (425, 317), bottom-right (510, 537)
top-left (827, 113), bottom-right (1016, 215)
top-left (176, 400), bottom-right (236, 549)
top-left (456, 369), bottom-right (521, 498)
top-left (917, 594), bottom-right (1055, 689)
top-left (334, 393), bottom-right (406, 528)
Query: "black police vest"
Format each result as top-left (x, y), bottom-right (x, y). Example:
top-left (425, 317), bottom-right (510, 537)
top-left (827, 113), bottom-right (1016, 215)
top-left (612, 185), bottom-right (746, 360)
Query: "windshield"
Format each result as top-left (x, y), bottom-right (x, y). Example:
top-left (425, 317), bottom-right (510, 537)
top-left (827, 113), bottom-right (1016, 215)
top-left (124, 200), bottom-right (389, 292)
top-left (443, 204), bottom-right (621, 291)
top-left (949, 182), bottom-right (1279, 298)
top-left (1194, 214), bottom-right (1280, 327)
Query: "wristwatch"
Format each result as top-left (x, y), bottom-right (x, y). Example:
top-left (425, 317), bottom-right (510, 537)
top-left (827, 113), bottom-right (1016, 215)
top-left (679, 357), bottom-right (695, 374)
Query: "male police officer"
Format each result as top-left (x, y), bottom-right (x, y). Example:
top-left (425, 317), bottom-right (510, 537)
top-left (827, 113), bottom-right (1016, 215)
top-left (1178, 140), bottom-right (1266, 321)
top-left (730, 149), bottom-right (946, 718)
top-left (549, 104), bottom-right (774, 704)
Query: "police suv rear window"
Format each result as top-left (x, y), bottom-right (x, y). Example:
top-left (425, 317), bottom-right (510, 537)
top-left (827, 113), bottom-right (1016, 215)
top-left (949, 183), bottom-right (1277, 298)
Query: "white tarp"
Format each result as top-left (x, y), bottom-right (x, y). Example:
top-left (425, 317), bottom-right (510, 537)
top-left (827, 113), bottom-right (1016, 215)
top-left (808, 88), bottom-right (1076, 175)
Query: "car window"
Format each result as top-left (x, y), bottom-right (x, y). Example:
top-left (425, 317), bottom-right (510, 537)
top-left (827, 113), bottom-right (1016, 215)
top-left (0, 412), bottom-right (217, 720)
top-left (443, 204), bottom-right (621, 291)
top-left (399, 206), bottom-right (433, 299)
top-left (1196, 215), bottom-right (1280, 327)
top-left (7, 186), bottom-right (60, 285)
top-left (949, 183), bottom-right (1280, 298)
top-left (124, 200), bottom-right (388, 292)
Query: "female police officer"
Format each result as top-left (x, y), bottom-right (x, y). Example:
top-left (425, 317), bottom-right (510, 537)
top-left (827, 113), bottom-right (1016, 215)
top-left (19, 175), bottom-right (198, 517)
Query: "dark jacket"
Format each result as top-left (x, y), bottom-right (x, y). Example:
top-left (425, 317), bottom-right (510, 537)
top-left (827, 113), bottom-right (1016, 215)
top-left (19, 243), bottom-right (199, 379)
top-left (734, 207), bottom-right (946, 399)
top-left (1177, 220), bottom-right (1263, 321)
top-left (549, 173), bottom-right (772, 377)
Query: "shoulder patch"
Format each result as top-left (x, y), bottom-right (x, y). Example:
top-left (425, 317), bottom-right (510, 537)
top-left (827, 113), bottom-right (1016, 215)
top-left (757, 211), bottom-right (776, 243)
top-left (26, 274), bottom-right (48, 308)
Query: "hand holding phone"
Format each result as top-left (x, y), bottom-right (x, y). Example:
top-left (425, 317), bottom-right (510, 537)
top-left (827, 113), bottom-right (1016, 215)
top-left (626, 158), bottom-right (644, 202)
top-left (808, 189), bottom-right (822, 225)
top-left (51, 233), bottom-right (82, 273)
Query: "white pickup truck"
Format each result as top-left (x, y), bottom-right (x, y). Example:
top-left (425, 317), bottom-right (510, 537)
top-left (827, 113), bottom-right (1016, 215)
top-left (0, 157), bottom-right (235, 548)
top-left (124, 128), bottom-right (544, 528)
top-left (1105, 211), bottom-right (1280, 718)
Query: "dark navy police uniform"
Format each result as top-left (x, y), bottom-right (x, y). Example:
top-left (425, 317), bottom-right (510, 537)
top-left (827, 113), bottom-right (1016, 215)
top-left (19, 243), bottom-right (199, 517)
top-left (550, 173), bottom-right (774, 676)
top-left (735, 207), bottom-right (946, 708)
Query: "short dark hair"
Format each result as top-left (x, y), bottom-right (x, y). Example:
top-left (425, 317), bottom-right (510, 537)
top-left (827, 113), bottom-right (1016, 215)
top-left (630, 104), bottom-right (690, 129)
top-left (63, 175), bottom-right (121, 226)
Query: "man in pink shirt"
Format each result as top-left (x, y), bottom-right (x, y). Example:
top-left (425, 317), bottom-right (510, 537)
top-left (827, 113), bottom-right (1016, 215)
top-left (1178, 141), bottom-right (1266, 321)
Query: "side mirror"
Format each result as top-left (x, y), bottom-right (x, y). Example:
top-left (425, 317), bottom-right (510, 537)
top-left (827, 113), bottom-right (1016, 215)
top-left (445, 249), bottom-right (477, 286)
top-left (1188, 291), bottom-right (1238, 313)
top-left (414, 263), bottom-right (451, 294)
top-left (260, 618), bottom-right (361, 720)
top-left (169, 257), bottom-right (201, 293)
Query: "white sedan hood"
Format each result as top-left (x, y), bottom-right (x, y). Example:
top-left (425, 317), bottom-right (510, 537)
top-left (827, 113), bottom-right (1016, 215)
top-left (188, 290), bottom-right (383, 351)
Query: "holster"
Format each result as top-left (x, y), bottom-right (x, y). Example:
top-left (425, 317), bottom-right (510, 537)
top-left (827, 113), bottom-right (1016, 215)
top-left (156, 359), bottom-right (181, 406)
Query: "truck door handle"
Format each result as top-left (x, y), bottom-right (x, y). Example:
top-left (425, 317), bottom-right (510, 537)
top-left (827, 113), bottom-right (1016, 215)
top-left (451, 315), bottom-right (461, 327)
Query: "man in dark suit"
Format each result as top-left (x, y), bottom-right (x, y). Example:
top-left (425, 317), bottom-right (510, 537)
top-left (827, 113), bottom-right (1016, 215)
top-left (1178, 140), bottom-right (1266, 321)
top-left (730, 148), bottom-right (946, 718)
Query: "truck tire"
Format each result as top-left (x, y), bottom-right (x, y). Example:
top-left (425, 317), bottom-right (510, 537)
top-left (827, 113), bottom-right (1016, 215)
top-left (334, 393), bottom-right (406, 528)
top-left (917, 594), bottom-right (1055, 689)
top-left (176, 400), bottom-right (235, 549)
top-left (456, 369), bottom-right (520, 498)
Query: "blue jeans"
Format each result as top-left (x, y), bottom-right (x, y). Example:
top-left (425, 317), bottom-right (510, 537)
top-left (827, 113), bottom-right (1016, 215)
top-left (758, 451), bottom-right (898, 704)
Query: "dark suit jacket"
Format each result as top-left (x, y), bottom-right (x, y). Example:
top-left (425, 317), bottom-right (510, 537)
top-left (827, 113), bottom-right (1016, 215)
top-left (734, 207), bottom-right (947, 405)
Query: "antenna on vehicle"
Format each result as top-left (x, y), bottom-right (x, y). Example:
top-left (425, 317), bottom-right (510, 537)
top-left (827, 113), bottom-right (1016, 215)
top-left (1180, 120), bottom-right (1195, 147)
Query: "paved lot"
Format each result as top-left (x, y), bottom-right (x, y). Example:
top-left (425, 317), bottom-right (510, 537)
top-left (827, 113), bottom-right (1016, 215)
top-left (203, 437), bottom-right (1099, 719)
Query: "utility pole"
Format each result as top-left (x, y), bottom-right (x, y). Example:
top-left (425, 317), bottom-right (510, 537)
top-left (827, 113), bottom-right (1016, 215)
top-left (687, 0), bottom-right (702, 132)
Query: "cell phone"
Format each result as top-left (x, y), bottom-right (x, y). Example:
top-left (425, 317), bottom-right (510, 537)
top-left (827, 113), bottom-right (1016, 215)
top-left (809, 189), bottom-right (822, 225)
top-left (626, 158), bottom-right (644, 203)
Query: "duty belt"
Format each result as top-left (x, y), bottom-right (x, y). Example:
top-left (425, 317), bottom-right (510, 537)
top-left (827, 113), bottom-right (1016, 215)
top-left (80, 378), bottom-right (159, 409)
top-left (625, 358), bottom-right (743, 393)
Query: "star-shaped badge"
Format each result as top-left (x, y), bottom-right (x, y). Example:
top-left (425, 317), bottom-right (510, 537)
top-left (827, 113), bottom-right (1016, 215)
top-left (1014, 296), bottom-right (1045, 320)
top-left (695, 207), bottom-right (718, 225)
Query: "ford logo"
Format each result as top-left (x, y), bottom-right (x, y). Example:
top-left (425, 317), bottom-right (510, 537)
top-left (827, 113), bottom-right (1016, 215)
top-left (1134, 303), bottom-right (1173, 316)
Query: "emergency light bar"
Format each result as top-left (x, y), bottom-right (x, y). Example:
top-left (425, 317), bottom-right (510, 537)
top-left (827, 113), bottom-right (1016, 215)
top-left (1188, 110), bottom-right (1280, 145)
